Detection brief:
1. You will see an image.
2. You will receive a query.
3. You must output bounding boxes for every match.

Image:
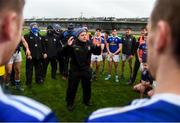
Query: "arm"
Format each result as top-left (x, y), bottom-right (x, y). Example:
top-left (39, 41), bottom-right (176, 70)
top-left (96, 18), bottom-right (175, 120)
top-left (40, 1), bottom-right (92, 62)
top-left (106, 38), bottom-right (112, 55)
top-left (137, 46), bottom-right (142, 63)
top-left (41, 36), bottom-right (48, 59)
top-left (61, 36), bottom-right (74, 56)
top-left (101, 38), bottom-right (105, 54)
top-left (131, 37), bottom-right (137, 56)
top-left (106, 43), bottom-right (112, 55)
top-left (21, 36), bottom-right (31, 59)
top-left (101, 43), bottom-right (105, 54)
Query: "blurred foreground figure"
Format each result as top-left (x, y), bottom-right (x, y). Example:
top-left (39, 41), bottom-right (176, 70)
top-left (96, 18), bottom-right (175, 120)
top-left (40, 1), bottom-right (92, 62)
top-left (0, 0), bottom-right (58, 122)
top-left (87, 0), bottom-right (180, 122)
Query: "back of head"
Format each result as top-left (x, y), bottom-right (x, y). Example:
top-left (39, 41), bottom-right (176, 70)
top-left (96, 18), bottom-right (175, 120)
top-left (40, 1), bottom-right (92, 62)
top-left (68, 23), bottom-right (74, 31)
top-left (0, 0), bottom-right (25, 14)
top-left (150, 0), bottom-right (180, 64)
top-left (53, 23), bottom-right (62, 34)
top-left (0, 0), bottom-right (25, 65)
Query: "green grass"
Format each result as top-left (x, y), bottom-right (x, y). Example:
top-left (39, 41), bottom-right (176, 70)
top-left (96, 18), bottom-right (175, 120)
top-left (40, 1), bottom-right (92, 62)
top-left (13, 51), bottom-right (141, 122)
top-left (13, 31), bottom-right (141, 121)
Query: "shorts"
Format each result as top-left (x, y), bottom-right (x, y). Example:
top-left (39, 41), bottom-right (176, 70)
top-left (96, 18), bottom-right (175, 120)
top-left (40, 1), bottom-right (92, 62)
top-left (140, 63), bottom-right (144, 72)
top-left (102, 52), bottom-right (108, 60)
top-left (91, 54), bottom-right (103, 62)
top-left (122, 54), bottom-right (132, 61)
top-left (8, 51), bottom-right (22, 64)
top-left (107, 54), bottom-right (120, 62)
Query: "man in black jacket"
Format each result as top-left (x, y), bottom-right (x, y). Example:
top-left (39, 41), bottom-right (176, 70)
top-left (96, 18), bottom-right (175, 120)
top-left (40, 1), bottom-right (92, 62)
top-left (42, 25), bottom-right (59, 80)
top-left (61, 23), bottom-right (76, 80)
top-left (121, 28), bottom-right (136, 82)
top-left (24, 23), bottom-right (44, 87)
top-left (127, 28), bottom-right (147, 85)
top-left (64, 28), bottom-right (101, 111)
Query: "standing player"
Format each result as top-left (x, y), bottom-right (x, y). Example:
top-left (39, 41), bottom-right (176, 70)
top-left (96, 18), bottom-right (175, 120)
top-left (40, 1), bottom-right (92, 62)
top-left (101, 31), bottom-right (110, 73)
top-left (127, 27), bottom-right (147, 85)
top-left (105, 28), bottom-right (122, 82)
top-left (5, 36), bottom-right (31, 91)
top-left (121, 28), bottom-right (136, 82)
top-left (91, 28), bottom-right (104, 80)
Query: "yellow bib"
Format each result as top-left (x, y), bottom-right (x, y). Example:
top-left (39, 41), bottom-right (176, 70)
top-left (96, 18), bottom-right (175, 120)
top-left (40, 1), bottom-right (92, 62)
top-left (0, 66), bottom-right (5, 76)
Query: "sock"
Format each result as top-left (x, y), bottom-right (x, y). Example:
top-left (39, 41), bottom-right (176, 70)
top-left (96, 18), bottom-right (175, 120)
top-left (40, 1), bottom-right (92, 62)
top-left (15, 80), bottom-right (20, 88)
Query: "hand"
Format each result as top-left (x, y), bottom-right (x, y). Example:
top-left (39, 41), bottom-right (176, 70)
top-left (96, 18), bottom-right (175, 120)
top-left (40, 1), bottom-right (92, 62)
top-left (130, 55), bottom-right (133, 59)
top-left (109, 53), bottom-right (113, 58)
top-left (111, 53), bottom-right (115, 57)
top-left (27, 55), bottom-right (32, 60)
top-left (43, 53), bottom-right (48, 59)
top-left (96, 43), bottom-right (101, 47)
top-left (139, 58), bottom-right (142, 63)
top-left (26, 49), bottom-right (31, 57)
top-left (68, 36), bottom-right (74, 46)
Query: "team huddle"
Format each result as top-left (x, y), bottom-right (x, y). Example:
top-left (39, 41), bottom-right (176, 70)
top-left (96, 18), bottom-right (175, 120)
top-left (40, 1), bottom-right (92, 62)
top-left (0, 22), bottom-right (154, 111)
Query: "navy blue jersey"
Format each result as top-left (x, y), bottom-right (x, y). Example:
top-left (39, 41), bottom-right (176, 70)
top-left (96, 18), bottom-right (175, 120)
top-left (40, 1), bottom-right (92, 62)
top-left (0, 87), bottom-right (58, 122)
top-left (107, 36), bottom-right (122, 53)
top-left (139, 42), bottom-right (147, 63)
top-left (102, 36), bottom-right (109, 53)
top-left (87, 94), bottom-right (180, 122)
top-left (141, 69), bottom-right (153, 84)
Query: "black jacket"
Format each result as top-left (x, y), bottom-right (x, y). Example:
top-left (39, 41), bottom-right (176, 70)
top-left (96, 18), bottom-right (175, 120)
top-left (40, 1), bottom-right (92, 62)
top-left (122, 34), bottom-right (136, 55)
top-left (63, 39), bottom-right (101, 71)
top-left (24, 32), bottom-right (44, 59)
top-left (43, 34), bottom-right (59, 58)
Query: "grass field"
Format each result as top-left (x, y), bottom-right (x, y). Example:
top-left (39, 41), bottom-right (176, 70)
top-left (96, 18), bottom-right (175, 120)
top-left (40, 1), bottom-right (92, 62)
top-left (11, 30), bottom-right (141, 122)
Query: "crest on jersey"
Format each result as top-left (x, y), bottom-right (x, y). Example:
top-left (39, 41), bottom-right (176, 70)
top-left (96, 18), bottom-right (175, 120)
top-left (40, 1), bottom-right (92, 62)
top-left (88, 46), bottom-right (91, 50)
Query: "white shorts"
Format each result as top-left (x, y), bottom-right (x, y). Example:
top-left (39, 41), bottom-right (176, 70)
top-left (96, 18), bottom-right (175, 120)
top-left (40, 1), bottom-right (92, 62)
top-left (122, 54), bottom-right (132, 61)
top-left (140, 63), bottom-right (144, 72)
top-left (91, 54), bottom-right (103, 62)
top-left (102, 52), bottom-right (108, 60)
top-left (8, 51), bottom-right (22, 64)
top-left (107, 54), bottom-right (120, 62)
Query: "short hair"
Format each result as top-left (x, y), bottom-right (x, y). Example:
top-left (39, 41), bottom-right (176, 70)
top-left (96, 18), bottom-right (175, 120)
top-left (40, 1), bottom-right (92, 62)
top-left (112, 28), bottom-right (117, 31)
top-left (126, 27), bottom-right (132, 30)
top-left (104, 31), bottom-right (110, 35)
top-left (0, 0), bottom-right (25, 14)
top-left (141, 27), bottom-right (147, 31)
top-left (96, 28), bottom-right (101, 32)
top-left (150, 0), bottom-right (180, 63)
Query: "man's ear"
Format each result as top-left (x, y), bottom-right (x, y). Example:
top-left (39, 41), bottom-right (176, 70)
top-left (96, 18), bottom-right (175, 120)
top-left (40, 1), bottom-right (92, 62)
top-left (0, 12), bottom-right (18, 42)
top-left (155, 20), bottom-right (171, 53)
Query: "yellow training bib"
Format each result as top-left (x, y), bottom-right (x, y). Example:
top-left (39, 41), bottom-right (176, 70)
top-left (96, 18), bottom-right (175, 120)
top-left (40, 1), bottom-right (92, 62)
top-left (0, 66), bottom-right (5, 76)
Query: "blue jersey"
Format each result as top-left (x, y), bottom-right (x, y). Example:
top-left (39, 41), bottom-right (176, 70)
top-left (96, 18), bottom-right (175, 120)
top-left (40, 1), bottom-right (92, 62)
top-left (63, 30), bottom-right (76, 40)
top-left (139, 42), bottom-right (147, 63)
top-left (0, 87), bottom-right (58, 122)
top-left (107, 36), bottom-right (122, 53)
top-left (87, 94), bottom-right (180, 122)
